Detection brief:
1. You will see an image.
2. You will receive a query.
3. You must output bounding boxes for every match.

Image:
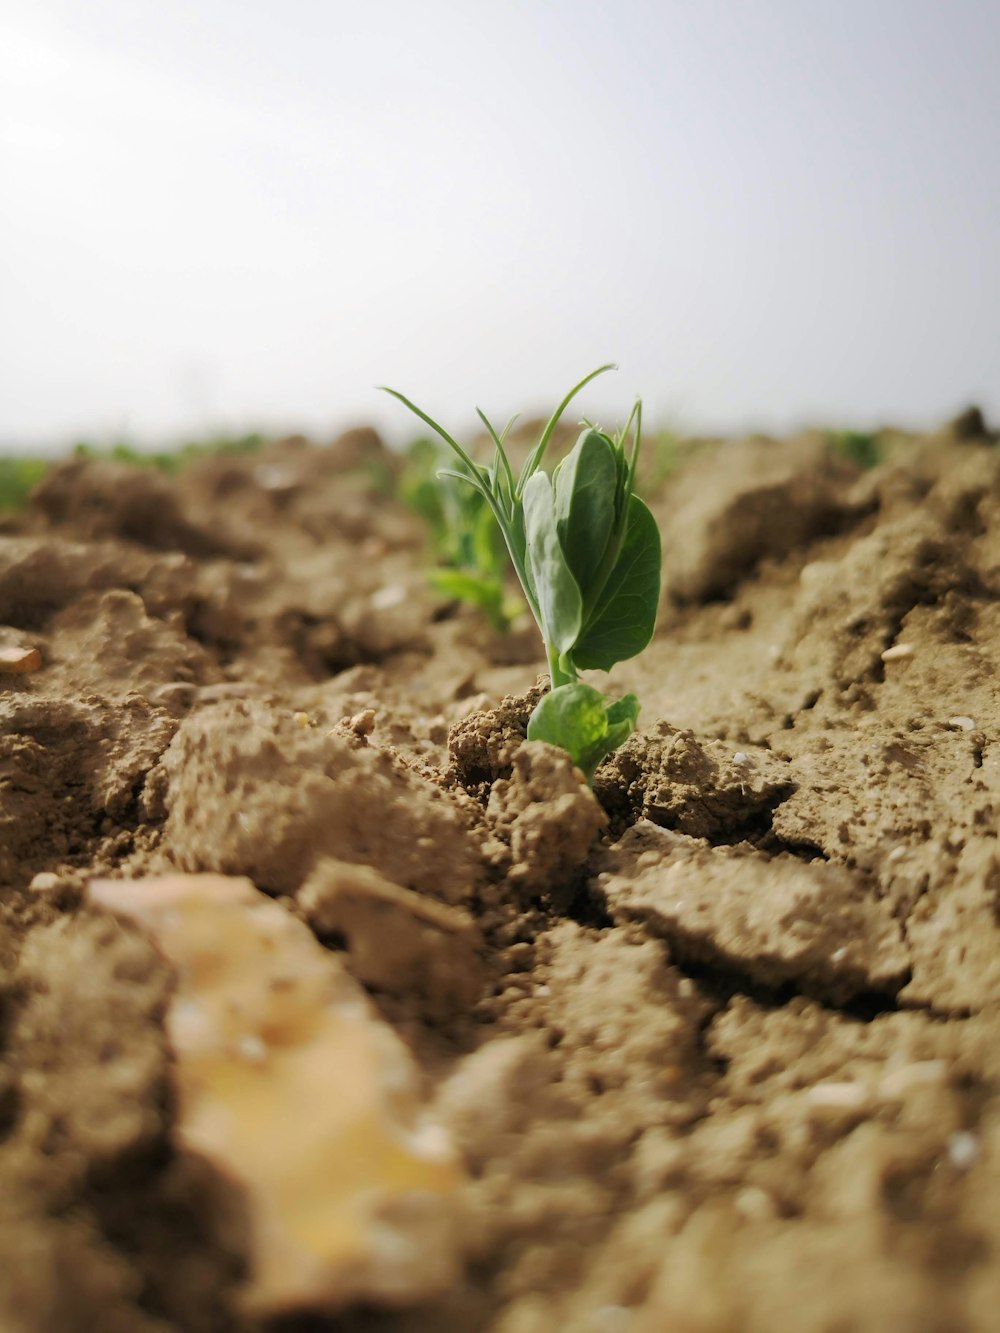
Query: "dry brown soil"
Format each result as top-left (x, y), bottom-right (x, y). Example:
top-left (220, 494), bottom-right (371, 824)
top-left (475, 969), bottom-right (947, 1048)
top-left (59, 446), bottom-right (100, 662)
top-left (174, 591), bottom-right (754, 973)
top-left (1, 417), bottom-right (999, 1332)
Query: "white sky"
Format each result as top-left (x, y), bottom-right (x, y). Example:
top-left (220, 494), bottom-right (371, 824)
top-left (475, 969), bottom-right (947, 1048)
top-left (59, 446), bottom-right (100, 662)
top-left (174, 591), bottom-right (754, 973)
top-left (2, 0), bottom-right (999, 451)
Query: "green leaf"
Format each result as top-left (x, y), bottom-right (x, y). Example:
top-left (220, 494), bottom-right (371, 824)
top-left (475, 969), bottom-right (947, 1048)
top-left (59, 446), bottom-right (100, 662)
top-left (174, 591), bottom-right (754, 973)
top-left (527, 682), bottom-right (640, 781)
top-left (429, 568), bottom-right (508, 632)
top-left (571, 494), bottom-right (661, 672)
top-left (378, 386), bottom-right (482, 480)
top-left (602, 692), bottom-right (641, 753)
top-left (553, 429), bottom-right (619, 595)
top-left (522, 472), bottom-right (582, 655)
top-left (470, 502), bottom-right (506, 580)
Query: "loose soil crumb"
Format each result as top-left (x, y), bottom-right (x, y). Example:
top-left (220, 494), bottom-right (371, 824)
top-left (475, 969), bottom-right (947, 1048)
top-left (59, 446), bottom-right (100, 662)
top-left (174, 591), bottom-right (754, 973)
top-left (1, 425), bottom-right (999, 1331)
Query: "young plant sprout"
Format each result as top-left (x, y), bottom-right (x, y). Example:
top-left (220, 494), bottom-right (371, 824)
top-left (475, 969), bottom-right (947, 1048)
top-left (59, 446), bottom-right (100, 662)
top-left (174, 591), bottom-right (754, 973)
top-left (380, 366), bottom-right (661, 781)
top-left (399, 436), bottom-right (523, 633)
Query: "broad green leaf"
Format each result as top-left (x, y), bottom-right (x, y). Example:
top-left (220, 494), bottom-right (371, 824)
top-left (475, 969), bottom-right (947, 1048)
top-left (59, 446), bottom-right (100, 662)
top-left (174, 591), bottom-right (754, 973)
top-left (527, 681), bottom-right (606, 752)
top-left (571, 494), bottom-right (661, 671)
top-left (527, 682), bottom-right (639, 781)
top-left (553, 429), bottom-right (618, 595)
top-left (522, 472), bottom-right (582, 655)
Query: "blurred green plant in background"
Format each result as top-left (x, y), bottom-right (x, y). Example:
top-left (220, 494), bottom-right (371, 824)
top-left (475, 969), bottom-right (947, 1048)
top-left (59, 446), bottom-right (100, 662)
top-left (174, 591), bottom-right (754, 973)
top-left (399, 436), bottom-right (523, 632)
top-left (828, 429), bottom-right (881, 470)
top-left (0, 434), bottom-right (266, 512)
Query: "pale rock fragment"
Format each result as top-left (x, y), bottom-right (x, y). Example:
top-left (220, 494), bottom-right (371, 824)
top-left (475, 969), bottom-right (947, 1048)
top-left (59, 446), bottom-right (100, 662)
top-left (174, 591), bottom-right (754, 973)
top-left (370, 583), bottom-right (408, 610)
top-left (947, 1131), bottom-right (980, 1171)
top-left (880, 643), bottom-right (914, 662)
top-left (86, 873), bottom-right (463, 1317)
top-left (0, 645), bottom-right (42, 674)
top-left (947, 715), bottom-right (976, 732)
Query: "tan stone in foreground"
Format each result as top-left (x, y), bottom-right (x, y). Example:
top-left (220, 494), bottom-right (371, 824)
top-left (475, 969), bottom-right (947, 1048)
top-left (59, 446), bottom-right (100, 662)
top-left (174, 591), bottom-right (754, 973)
top-left (0, 645), bottom-right (42, 673)
top-left (87, 873), bottom-right (463, 1317)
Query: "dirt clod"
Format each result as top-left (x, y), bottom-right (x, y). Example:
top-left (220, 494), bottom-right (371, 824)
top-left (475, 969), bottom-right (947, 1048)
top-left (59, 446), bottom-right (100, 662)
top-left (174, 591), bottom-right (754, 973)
top-left (487, 741), bottom-right (607, 902)
top-left (595, 822), bottom-right (911, 1004)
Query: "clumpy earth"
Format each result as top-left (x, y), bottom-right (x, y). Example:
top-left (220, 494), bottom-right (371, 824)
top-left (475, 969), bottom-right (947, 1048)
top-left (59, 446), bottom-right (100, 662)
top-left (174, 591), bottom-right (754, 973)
top-left (1, 414), bottom-right (999, 1332)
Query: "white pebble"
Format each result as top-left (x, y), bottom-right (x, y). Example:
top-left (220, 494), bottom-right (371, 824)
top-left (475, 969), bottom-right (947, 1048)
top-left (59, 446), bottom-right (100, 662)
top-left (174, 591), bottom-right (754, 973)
top-left (806, 1082), bottom-right (870, 1110)
top-left (734, 1186), bottom-right (776, 1222)
top-left (947, 1131), bottom-right (980, 1171)
top-left (881, 643), bottom-right (914, 662)
top-left (947, 716), bottom-right (976, 732)
top-left (28, 872), bottom-right (60, 893)
top-left (237, 1034), bottom-right (269, 1064)
top-left (371, 583), bottom-right (408, 610)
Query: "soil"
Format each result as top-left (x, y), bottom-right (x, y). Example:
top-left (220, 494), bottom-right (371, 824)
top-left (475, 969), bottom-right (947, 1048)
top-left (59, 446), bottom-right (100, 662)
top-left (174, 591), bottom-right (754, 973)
top-left (1, 417), bottom-right (999, 1332)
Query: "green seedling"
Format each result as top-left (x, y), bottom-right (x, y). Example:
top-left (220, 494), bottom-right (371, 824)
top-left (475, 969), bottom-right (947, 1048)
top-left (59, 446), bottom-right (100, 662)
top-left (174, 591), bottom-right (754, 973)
top-left (73, 433), bottom-right (265, 475)
top-left (381, 366), bottom-right (661, 780)
top-left (828, 429), bottom-right (880, 470)
top-left (399, 437), bottom-right (523, 632)
top-left (0, 457), bottom-right (51, 512)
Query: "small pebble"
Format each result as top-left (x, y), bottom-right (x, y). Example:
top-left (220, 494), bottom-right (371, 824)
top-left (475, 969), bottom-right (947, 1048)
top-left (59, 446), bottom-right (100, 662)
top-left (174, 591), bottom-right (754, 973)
top-left (947, 1131), bottom-right (980, 1171)
top-left (0, 645), bottom-right (42, 674)
top-left (734, 1186), bottom-right (776, 1222)
top-left (345, 708), bottom-right (376, 737)
top-left (237, 1034), bottom-right (269, 1064)
top-left (947, 716), bottom-right (976, 732)
top-left (806, 1082), bottom-right (870, 1111)
top-left (254, 464), bottom-right (296, 492)
top-left (881, 643), bottom-right (914, 662)
top-left (28, 872), bottom-right (61, 893)
top-left (370, 583), bottom-right (407, 610)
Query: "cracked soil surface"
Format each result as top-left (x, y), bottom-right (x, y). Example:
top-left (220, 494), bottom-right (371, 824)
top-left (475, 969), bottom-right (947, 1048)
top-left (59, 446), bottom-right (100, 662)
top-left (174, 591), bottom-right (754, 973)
top-left (1, 419), bottom-right (999, 1331)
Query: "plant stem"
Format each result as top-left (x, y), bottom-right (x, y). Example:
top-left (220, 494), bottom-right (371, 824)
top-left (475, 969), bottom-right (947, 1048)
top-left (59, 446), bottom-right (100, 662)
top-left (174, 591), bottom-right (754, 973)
top-left (546, 645), bottom-right (575, 689)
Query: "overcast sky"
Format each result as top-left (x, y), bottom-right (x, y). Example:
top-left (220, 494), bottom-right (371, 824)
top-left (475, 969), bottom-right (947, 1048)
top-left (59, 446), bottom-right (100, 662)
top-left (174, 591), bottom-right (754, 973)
top-left (2, 0), bottom-right (998, 452)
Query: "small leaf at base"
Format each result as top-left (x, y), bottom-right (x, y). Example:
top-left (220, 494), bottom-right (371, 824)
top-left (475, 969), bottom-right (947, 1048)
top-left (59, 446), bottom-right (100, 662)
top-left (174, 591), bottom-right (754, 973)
top-left (527, 682), bottom-right (640, 781)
